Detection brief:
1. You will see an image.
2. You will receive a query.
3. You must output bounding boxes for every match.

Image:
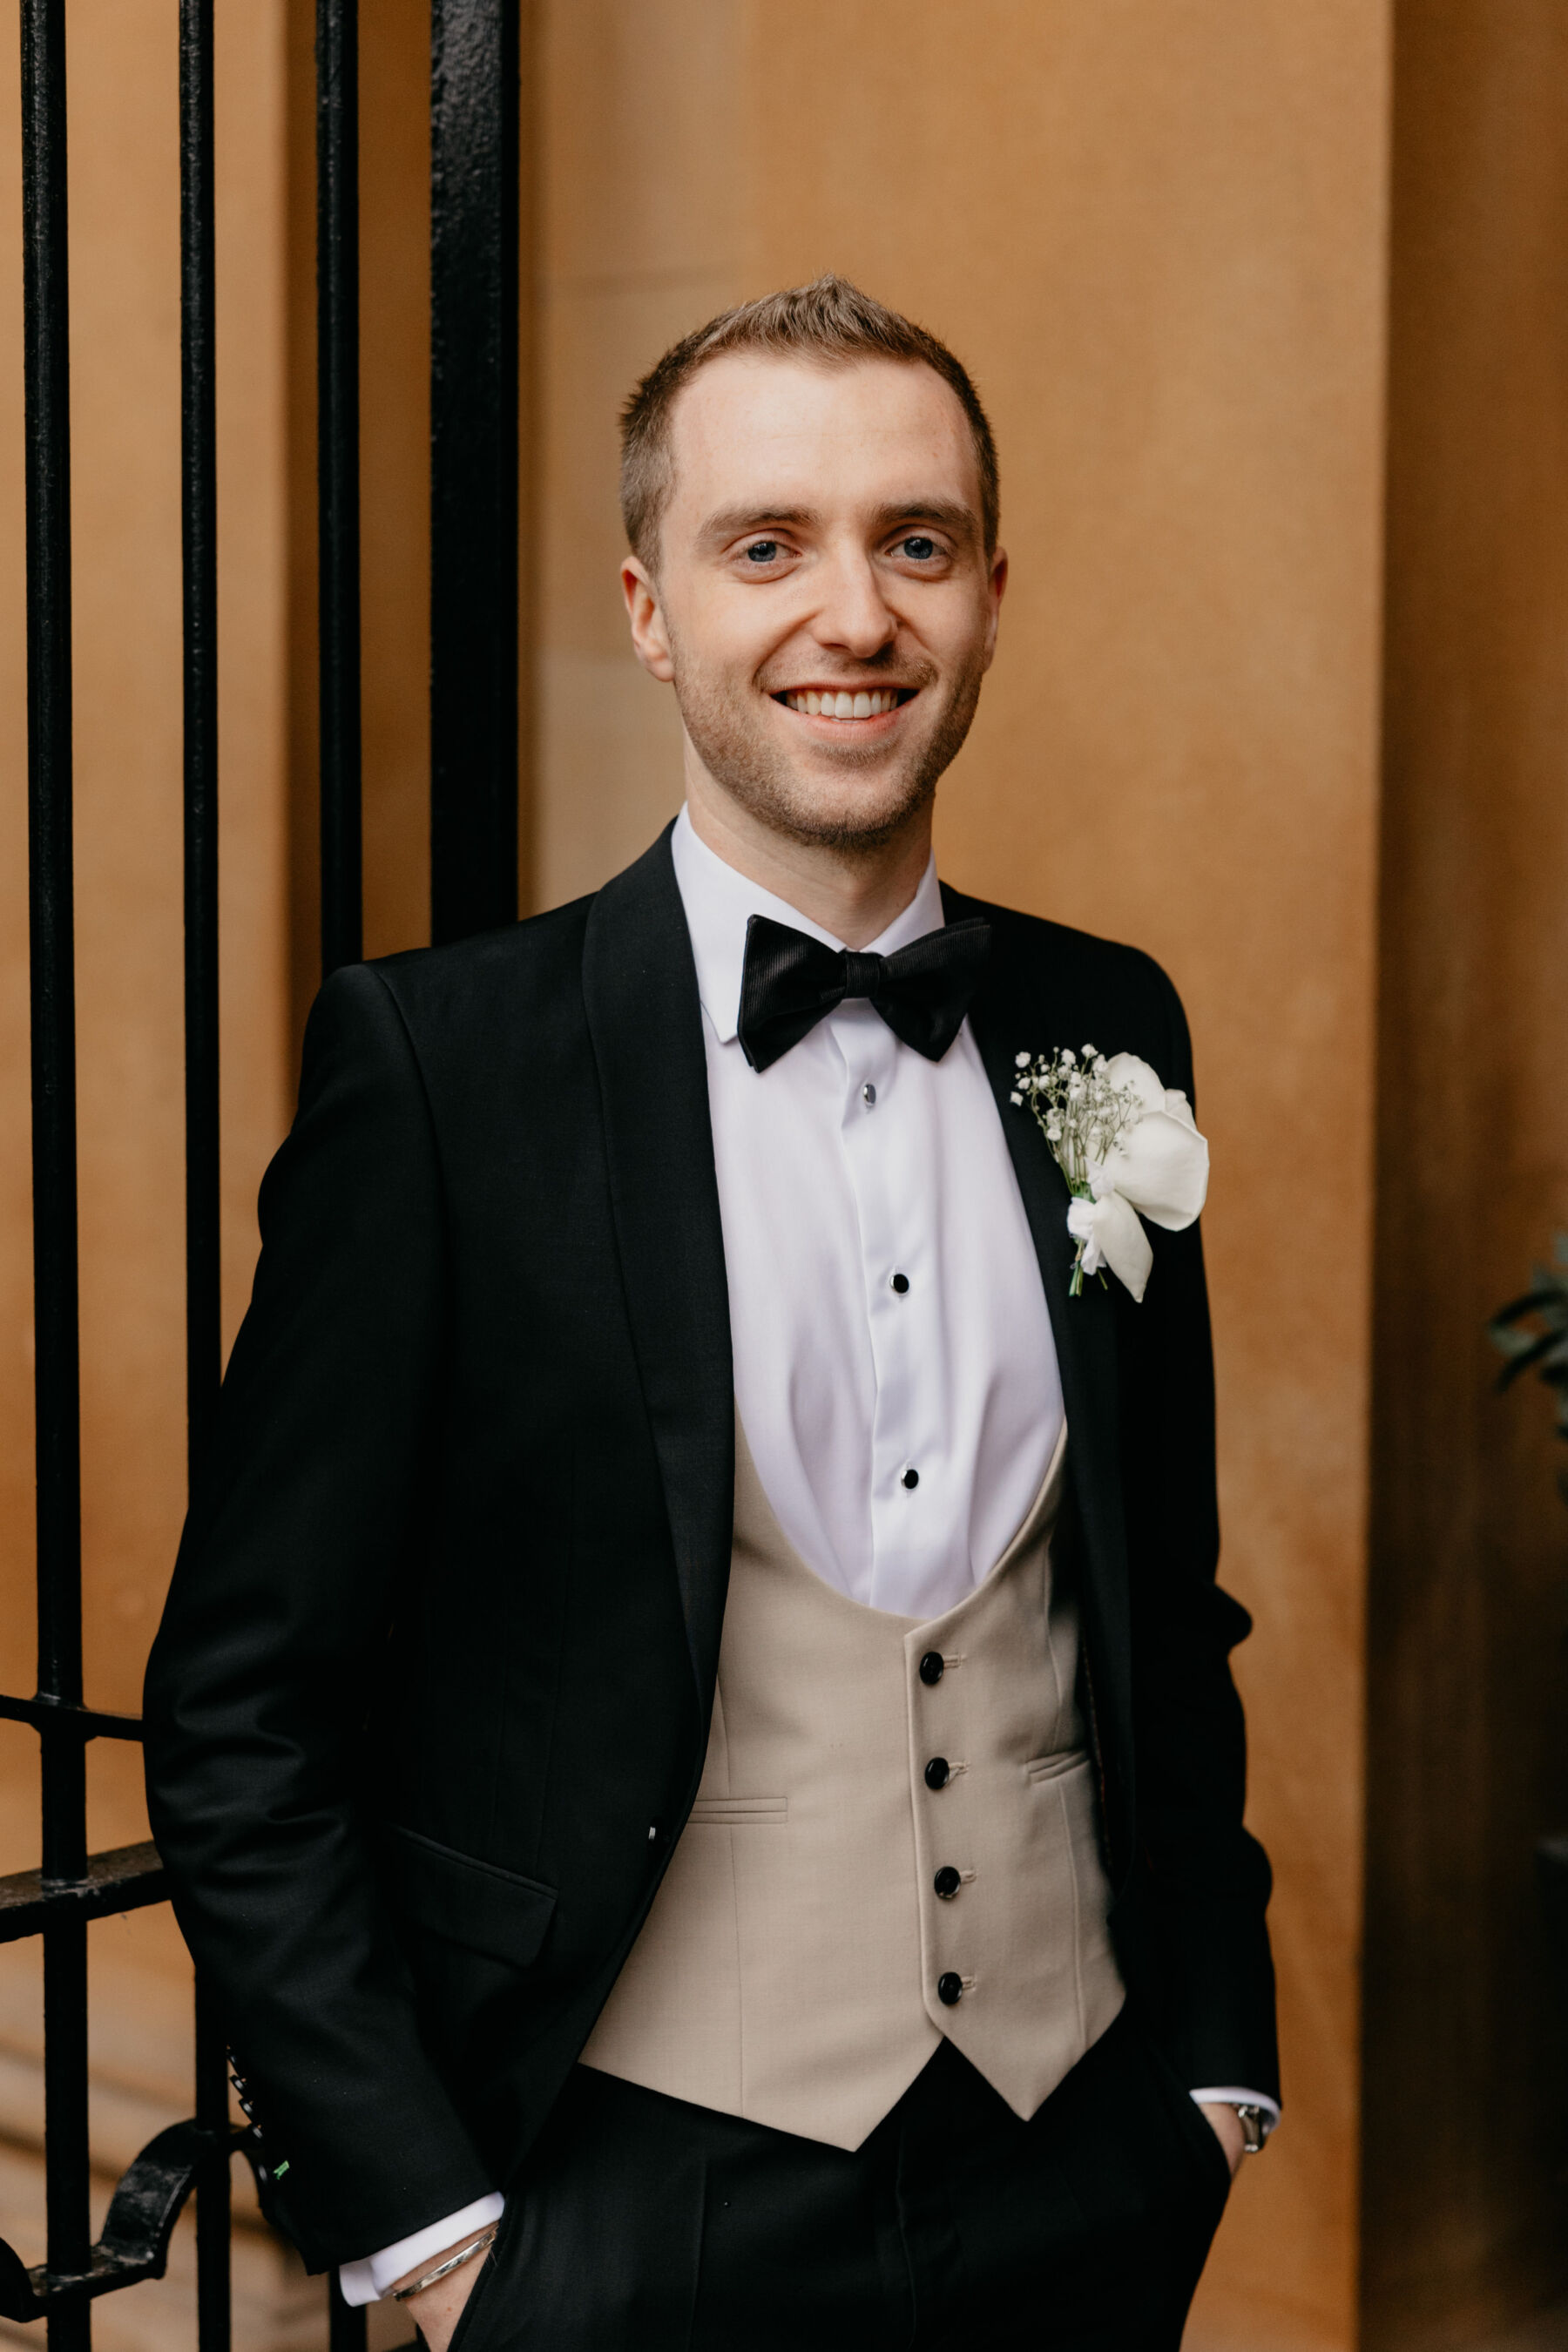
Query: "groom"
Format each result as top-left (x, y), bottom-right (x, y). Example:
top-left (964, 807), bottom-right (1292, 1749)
top-left (144, 278), bottom-right (1278, 2349)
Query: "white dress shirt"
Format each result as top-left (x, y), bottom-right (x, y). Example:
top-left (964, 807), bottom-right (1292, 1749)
top-left (342, 810), bottom-right (1271, 2297)
top-left (672, 806), bottom-right (1063, 1613)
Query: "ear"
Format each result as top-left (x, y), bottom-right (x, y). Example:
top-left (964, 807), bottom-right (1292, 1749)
top-left (622, 555), bottom-right (675, 682)
top-left (982, 544), bottom-right (1008, 673)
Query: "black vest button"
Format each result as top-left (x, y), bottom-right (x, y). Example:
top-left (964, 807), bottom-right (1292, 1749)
top-left (936, 1971), bottom-right (963, 2006)
top-left (890, 1271), bottom-right (909, 1294)
top-left (924, 1756), bottom-right (950, 1790)
top-left (934, 1865), bottom-right (962, 1899)
top-left (919, 1650), bottom-right (944, 1686)
top-left (901, 1466), bottom-right (920, 1490)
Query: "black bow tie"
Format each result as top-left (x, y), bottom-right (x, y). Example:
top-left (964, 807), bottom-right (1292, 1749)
top-left (737, 911), bottom-right (992, 1073)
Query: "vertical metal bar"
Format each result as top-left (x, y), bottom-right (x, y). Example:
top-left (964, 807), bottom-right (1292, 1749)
top-left (179, 5), bottom-right (230, 2347)
top-left (21, 0), bottom-right (83, 1877)
top-left (429, 0), bottom-right (519, 946)
top-left (21, 6), bottom-right (91, 2343)
top-left (40, 1924), bottom-right (89, 2350)
top-left (40, 1924), bottom-right (88, 2350)
top-left (179, 0), bottom-right (219, 1477)
top-left (319, 11), bottom-right (365, 2342)
top-left (193, 1980), bottom-right (231, 2351)
top-left (317, 0), bottom-right (362, 977)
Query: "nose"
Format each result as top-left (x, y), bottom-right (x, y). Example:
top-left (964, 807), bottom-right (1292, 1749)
top-left (809, 543), bottom-right (897, 661)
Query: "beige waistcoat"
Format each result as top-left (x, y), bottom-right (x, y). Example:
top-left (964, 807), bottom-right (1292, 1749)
top-left (578, 1416), bottom-right (1125, 2150)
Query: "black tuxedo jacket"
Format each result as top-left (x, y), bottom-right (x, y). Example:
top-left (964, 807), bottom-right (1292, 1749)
top-left (143, 826), bottom-right (1276, 2274)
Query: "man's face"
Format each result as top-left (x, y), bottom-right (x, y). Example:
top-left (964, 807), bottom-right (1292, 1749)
top-left (623, 354), bottom-right (1005, 851)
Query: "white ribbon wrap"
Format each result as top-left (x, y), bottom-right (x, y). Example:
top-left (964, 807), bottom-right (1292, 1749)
top-left (1065, 1053), bottom-right (1209, 1303)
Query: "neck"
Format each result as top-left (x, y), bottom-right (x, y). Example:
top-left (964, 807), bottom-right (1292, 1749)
top-left (684, 754), bottom-right (935, 950)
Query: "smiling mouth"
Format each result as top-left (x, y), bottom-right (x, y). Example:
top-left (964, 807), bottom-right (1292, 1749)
top-left (772, 687), bottom-right (917, 720)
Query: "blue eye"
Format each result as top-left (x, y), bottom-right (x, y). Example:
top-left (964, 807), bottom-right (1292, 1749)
top-left (746, 540), bottom-right (781, 563)
top-left (901, 536), bottom-right (936, 560)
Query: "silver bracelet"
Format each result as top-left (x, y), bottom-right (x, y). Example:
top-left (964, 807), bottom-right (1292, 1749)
top-left (390, 2227), bottom-right (498, 2302)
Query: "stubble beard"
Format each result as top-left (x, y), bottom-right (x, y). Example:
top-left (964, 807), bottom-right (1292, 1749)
top-left (670, 642), bottom-right (989, 855)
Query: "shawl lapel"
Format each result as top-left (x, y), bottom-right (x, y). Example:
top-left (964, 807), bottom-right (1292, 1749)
top-left (582, 828), bottom-right (734, 1706)
top-left (946, 885), bottom-right (1135, 1842)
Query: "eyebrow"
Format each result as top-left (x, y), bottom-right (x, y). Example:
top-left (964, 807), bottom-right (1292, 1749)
top-left (698, 504), bottom-right (818, 545)
top-left (697, 498), bottom-right (982, 549)
top-left (867, 500), bottom-right (979, 543)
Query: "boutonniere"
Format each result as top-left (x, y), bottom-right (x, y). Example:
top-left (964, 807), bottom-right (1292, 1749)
top-left (1010, 1044), bottom-right (1208, 1301)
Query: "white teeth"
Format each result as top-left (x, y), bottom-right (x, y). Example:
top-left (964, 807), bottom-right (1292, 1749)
top-left (783, 688), bottom-right (905, 716)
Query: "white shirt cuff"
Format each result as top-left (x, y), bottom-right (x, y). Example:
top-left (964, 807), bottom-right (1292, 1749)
top-left (1189, 2086), bottom-right (1281, 2140)
top-left (336, 2191), bottom-right (506, 2307)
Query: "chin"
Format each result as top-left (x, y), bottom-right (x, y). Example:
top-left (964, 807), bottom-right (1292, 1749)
top-left (769, 727), bottom-right (944, 837)
top-left (753, 770), bottom-right (934, 852)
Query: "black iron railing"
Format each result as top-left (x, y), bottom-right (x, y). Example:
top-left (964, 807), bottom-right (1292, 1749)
top-left (5, 2), bottom-right (522, 2342)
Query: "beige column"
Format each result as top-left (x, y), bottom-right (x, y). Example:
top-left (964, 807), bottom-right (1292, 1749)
top-left (1366, 4), bottom-right (1568, 2343)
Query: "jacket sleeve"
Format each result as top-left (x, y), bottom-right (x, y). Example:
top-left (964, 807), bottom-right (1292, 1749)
top-left (1119, 962), bottom-right (1280, 2102)
top-left (142, 964), bottom-right (497, 2272)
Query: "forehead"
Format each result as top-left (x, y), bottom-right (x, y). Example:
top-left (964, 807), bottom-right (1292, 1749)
top-left (664, 352), bottom-right (980, 523)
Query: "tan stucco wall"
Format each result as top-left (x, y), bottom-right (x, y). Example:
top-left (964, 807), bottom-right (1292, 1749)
top-left (536, 8), bottom-right (1392, 2345)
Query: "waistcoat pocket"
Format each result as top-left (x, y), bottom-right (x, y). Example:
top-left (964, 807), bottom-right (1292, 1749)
top-left (1024, 1747), bottom-right (1090, 1784)
top-left (686, 1795), bottom-right (787, 1825)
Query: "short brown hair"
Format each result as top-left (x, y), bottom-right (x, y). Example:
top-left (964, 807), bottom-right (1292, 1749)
top-left (619, 275), bottom-right (999, 569)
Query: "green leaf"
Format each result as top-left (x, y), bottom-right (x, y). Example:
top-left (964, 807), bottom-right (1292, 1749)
top-left (1496, 1328), bottom-right (1568, 1390)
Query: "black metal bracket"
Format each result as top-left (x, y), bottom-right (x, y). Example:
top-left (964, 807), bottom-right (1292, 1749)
top-left (0, 2119), bottom-right (267, 2322)
top-left (0, 1692), bottom-right (145, 1743)
top-left (0, 1842), bottom-right (166, 1948)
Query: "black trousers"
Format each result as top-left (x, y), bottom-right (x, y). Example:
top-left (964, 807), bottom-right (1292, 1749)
top-left (443, 2010), bottom-right (1232, 2352)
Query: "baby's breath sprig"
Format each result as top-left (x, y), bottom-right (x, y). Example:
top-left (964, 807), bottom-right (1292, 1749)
top-left (1010, 1044), bottom-right (1146, 1294)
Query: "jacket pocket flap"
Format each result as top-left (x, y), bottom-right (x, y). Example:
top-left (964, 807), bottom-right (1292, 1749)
top-left (388, 1825), bottom-right (558, 1966)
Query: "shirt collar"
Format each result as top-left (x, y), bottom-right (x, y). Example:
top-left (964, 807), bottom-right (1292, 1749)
top-left (669, 804), bottom-right (947, 1045)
